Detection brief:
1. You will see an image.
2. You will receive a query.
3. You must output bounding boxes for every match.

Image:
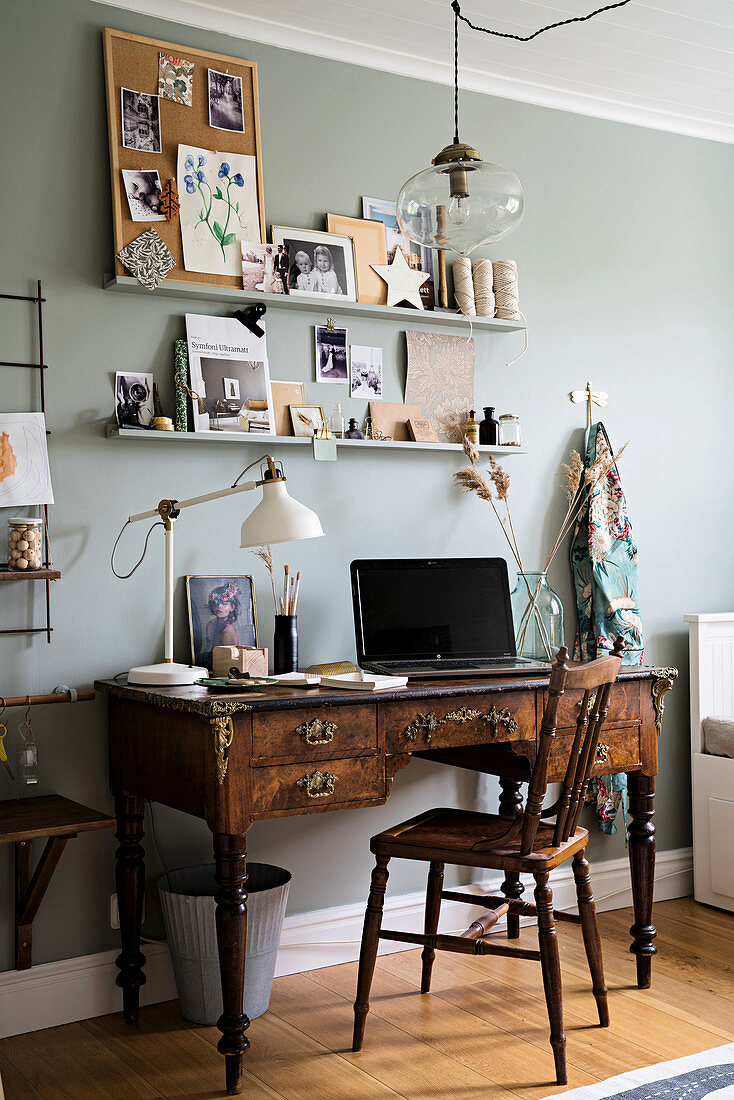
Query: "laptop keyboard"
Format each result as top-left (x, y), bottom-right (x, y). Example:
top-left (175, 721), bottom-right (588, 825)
top-left (391, 658), bottom-right (525, 670)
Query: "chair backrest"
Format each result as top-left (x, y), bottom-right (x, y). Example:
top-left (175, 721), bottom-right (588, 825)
top-left (520, 639), bottom-right (623, 855)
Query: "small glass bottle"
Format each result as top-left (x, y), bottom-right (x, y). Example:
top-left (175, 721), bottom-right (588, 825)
top-left (331, 403), bottom-right (345, 439)
top-left (465, 410), bottom-right (480, 445)
top-left (498, 413), bottom-right (522, 447)
top-left (7, 518), bottom-right (44, 571)
top-left (344, 417), bottom-right (364, 440)
top-left (479, 407), bottom-right (499, 446)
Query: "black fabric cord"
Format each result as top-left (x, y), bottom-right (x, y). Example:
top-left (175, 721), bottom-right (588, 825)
top-left (450, 0), bottom-right (633, 45)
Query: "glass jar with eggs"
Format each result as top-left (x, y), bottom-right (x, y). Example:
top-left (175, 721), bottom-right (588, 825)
top-left (7, 518), bottom-right (44, 571)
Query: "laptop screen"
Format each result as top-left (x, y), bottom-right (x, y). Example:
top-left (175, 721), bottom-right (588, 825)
top-left (351, 558), bottom-right (516, 662)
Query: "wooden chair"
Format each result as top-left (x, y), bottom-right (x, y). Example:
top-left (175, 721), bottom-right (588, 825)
top-left (352, 642), bottom-right (623, 1085)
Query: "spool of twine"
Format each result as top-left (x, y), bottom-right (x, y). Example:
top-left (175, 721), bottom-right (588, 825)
top-left (452, 257), bottom-right (476, 316)
top-left (471, 259), bottom-right (495, 317)
top-left (493, 259), bottom-right (521, 320)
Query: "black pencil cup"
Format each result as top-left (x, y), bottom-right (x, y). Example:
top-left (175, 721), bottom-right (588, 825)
top-left (273, 615), bottom-right (298, 674)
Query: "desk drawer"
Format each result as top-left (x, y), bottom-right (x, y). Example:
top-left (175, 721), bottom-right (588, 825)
top-left (251, 705), bottom-right (377, 765)
top-left (381, 691), bottom-right (536, 753)
top-left (547, 723), bottom-right (641, 782)
top-left (252, 756), bottom-right (385, 813)
top-left (550, 680), bottom-right (640, 731)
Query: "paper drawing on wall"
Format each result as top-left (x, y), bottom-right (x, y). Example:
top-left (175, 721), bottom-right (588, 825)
top-left (177, 144), bottom-right (260, 276)
top-left (0, 413), bottom-right (54, 507)
top-left (158, 52), bottom-right (194, 106)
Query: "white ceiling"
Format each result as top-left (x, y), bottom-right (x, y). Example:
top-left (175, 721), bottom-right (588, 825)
top-left (95, 0), bottom-right (734, 143)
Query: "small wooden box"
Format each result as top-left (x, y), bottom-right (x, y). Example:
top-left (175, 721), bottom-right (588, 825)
top-left (213, 646), bottom-right (269, 678)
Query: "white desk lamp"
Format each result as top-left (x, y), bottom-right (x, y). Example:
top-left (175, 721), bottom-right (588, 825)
top-left (121, 456), bottom-right (323, 686)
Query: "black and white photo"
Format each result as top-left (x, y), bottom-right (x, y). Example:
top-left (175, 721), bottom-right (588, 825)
top-left (121, 169), bottom-right (165, 221)
top-left (115, 371), bottom-right (154, 428)
top-left (208, 68), bottom-right (245, 132)
top-left (350, 345), bottom-right (383, 399)
top-left (121, 87), bottom-right (161, 153)
top-left (271, 227), bottom-right (357, 301)
top-left (315, 325), bottom-right (348, 383)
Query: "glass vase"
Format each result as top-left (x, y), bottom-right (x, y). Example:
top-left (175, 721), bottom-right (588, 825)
top-left (510, 572), bottom-right (564, 661)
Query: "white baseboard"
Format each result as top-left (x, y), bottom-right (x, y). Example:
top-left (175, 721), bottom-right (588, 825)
top-left (0, 846), bottom-right (692, 1039)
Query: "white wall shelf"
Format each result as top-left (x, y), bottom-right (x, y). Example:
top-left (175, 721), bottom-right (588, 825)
top-left (106, 425), bottom-right (526, 456)
top-left (104, 276), bottom-right (526, 333)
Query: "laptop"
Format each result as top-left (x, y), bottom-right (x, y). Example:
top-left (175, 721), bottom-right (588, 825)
top-left (351, 557), bottom-right (551, 679)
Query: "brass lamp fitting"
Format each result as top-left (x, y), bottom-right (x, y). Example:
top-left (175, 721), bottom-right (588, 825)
top-left (433, 142), bottom-right (483, 199)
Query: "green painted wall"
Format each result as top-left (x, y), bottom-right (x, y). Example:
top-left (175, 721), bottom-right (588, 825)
top-left (1, 0), bottom-right (731, 970)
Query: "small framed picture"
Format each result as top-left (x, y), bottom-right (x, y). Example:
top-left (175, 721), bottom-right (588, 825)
top-left (241, 241), bottom-right (289, 294)
top-left (362, 196), bottom-right (412, 264)
top-left (121, 88), bottom-right (161, 153)
top-left (407, 417), bottom-right (438, 443)
top-left (290, 404), bottom-right (326, 437)
top-left (208, 68), bottom-right (245, 132)
top-left (350, 345), bottom-right (383, 399)
top-left (121, 169), bottom-right (165, 222)
top-left (115, 371), bottom-right (154, 428)
top-left (271, 227), bottom-right (357, 301)
top-left (315, 325), bottom-right (348, 383)
top-left (223, 377), bottom-right (240, 400)
top-left (186, 575), bottom-right (258, 671)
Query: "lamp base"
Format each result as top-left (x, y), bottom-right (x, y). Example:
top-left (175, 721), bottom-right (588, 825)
top-left (127, 661), bottom-right (208, 686)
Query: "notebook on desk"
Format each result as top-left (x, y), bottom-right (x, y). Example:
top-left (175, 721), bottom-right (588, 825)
top-left (351, 557), bottom-right (551, 679)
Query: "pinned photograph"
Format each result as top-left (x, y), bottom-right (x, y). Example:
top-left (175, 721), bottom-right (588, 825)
top-left (208, 69), bottom-right (245, 132)
top-left (350, 345), bottom-right (383, 399)
top-left (115, 372), bottom-right (154, 429)
top-left (186, 575), bottom-right (258, 670)
top-left (121, 88), bottom-right (161, 153)
top-left (0, 413), bottom-right (54, 508)
top-left (121, 170), bottom-right (165, 221)
top-left (315, 325), bottom-right (348, 383)
top-left (158, 52), bottom-right (194, 106)
top-left (241, 241), bottom-right (289, 294)
top-left (272, 227), bottom-right (357, 301)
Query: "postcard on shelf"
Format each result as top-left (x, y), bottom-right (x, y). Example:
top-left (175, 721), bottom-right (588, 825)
top-left (185, 313), bottom-right (273, 435)
top-left (320, 672), bottom-right (408, 692)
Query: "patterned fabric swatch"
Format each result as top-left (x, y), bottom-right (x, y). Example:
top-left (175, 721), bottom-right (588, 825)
top-left (158, 52), bottom-right (194, 106)
top-left (117, 230), bottom-right (176, 291)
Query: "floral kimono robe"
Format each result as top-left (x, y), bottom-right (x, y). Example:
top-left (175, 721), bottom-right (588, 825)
top-left (570, 422), bottom-right (644, 833)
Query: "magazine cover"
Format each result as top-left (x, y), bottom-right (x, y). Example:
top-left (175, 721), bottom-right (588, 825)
top-left (185, 313), bottom-right (274, 435)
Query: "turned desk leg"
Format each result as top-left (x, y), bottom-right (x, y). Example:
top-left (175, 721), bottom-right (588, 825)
top-left (627, 773), bottom-right (656, 989)
top-left (499, 777), bottom-right (524, 938)
top-left (214, 833), bottom-right (250, 1096)
top-left (114, 794), bottom-right (146, 1023)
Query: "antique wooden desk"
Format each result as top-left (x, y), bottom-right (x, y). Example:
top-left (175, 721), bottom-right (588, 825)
top-left (97, 664), bottom-right (677, 1096)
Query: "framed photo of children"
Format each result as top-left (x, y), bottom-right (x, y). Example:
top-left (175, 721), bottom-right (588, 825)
top-left (271, 227), bottom-right (357, 301)
top-left (186, 575), bottom-right (259, 671)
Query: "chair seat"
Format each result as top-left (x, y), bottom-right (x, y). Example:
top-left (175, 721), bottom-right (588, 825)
top-left (371, 807), bottom-right (588, 873)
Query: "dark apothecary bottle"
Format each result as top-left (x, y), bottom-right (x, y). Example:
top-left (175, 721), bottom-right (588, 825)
top-left (344, 417), bottom-right (364, 440)
top-left (479, 406), bottom-right (499, 446)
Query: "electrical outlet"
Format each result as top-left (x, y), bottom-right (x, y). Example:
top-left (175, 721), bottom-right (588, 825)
top-left (110, 893), bottom-right (145, 929)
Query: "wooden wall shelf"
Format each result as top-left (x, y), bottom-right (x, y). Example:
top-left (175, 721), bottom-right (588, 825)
top-left (104, 276), bottom-right (527, 333)
top-left (106, 425), bottom-right (526, 456)
top-left (0, 568), bottom-right (61, 582)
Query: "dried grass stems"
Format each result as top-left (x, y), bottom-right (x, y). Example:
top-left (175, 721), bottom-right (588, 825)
top-left (251, 544), bottom-right (278, 612)
top-left (455, 435), bottom-right (629, 658)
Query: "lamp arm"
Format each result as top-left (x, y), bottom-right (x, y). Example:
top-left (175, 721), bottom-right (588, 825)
top-left (128, 480), bottom-right (258, 525)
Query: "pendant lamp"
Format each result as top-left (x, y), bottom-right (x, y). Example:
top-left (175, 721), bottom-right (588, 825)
top-left (396, 1), bottom-right (524, 256)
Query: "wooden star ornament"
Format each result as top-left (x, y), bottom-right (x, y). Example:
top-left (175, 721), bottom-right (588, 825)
top-left (371, 249), bottom-right (429, 310)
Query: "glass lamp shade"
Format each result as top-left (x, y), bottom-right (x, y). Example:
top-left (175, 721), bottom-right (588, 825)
top-left (397, 147), bottom-right (524, 256)
top-left (240, 478), bottom-right (324, 548)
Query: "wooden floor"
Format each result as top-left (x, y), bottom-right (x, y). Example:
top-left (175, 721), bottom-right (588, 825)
top-left (2, 898), bottom-right (734, 1099)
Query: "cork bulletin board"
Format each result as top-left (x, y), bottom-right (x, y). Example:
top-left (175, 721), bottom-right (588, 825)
top-left (103, 27), bottom-right (265, 289)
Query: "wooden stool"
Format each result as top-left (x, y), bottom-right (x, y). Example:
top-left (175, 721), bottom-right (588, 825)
top-left (0, 795), bottom-right (115, 969)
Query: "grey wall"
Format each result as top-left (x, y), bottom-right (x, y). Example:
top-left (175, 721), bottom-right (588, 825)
top-left (1, 0), bottom-right (732, 971)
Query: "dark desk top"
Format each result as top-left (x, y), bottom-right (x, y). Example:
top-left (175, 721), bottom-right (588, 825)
top-left (95, 666), bottom-right (665, 719)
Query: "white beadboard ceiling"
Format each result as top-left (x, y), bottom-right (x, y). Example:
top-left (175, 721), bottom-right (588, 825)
top-left (94, 0), bottom-right (734, 143)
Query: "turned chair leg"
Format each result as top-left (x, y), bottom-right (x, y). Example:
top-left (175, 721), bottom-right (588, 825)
top-left (534, 872), bottom-right (567, 1086)
top-left (353, 854), bottom-right (390, 1052)
top-left (573, 850), bottom-right (609, 1027)
top-left (420, 861), bottom-right (444, 993)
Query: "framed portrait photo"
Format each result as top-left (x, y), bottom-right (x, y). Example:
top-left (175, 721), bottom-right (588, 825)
top-left (186, 575), bottom-right (258, 671)
top-left (271, 226), bottom-right (357, 301)
top-left (289, 404), bottom-right (326, 437)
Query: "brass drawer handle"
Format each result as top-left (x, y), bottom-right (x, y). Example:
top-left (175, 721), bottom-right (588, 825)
top-left (404, 712), bottom-right (440, 744)
top-left (482, 706), bottom-right (519, 736)
top-left (595, 742), bottom-right (610, 765)
top-left (296, 718), bottom-right (337, 745)
top-left (296, 770), bottom-right (338, 798)
top-left (444, 707), bottom-right (481, 723)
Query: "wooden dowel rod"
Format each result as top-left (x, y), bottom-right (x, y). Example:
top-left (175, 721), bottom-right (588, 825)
top-left (0, 691), bottom-right (95, 708)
